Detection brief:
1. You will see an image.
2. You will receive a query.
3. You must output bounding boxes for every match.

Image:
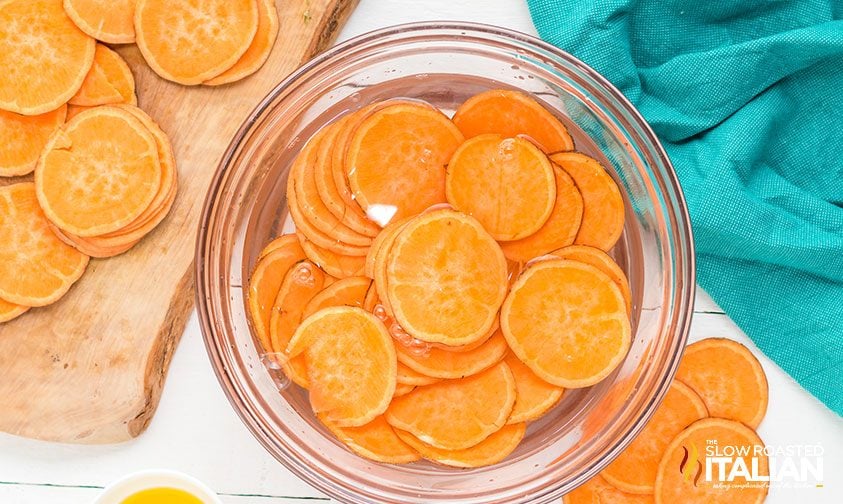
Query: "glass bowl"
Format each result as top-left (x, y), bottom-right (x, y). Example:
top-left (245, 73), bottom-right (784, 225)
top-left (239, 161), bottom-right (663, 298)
top-left (196, 22), bottom-right (695, 504)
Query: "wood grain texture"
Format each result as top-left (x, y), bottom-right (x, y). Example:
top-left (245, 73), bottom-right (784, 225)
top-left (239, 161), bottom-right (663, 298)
top-left (0, 0), bottom-right (359, 444)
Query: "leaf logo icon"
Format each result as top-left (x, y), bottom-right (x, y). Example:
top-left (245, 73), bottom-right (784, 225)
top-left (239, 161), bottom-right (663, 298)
top-left (679, 443), bottom-right (703, 487)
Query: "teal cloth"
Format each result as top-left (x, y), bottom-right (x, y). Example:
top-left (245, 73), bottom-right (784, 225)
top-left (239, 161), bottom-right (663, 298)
top-left (527, 0), bottom-right (843, 415)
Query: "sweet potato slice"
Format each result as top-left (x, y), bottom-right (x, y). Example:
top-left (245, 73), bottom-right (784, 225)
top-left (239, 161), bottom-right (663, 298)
top-left (675, 338), bottom-right (768, 428)
top-left (364, 215), bottom-right (410, 279)
top-left (302, 276), bottom-right (371, 319)
top-left (319, 414), bottom-right (420, 464)
top-left (0, 0), bottom-right (96, 115)
top-left (396, 362), bottom-right (440, 386)
top-left (0, 183), bottom-right (88, 307)
top-left (500, 164), bottom-right (583, 261)
top-left (396, 330), bottom-right (509, 380)
top-left (259, 235), bottom-right (296, 260)
top-left (446, 135), bottom-right (557, 241)
top-left (563, 475), bottom-right (654, 504)
top-left (393, 383), bottom-right (415, 397)
top-left (655, 418), bottom-right (768, 504)
top-left (501, 259), bottom-right (630, 388)
top-left (504, 353), bottom-right (565, 424)
top-left (0, 105), bottom-right (67, 177)
top-left (386, 209), bottom-right (508, 346)
top-left (64, 0), bottom-right (136, 44)
top-left (601, 381), bottom-right (708, 494)
top-left (551, 245), bottom-right (632, 314)
top-left (66, 105), bottom-right (92, 121)
top-left (298, 234), bottom-right (366, 279)
top-left (134, 0), bottom-right (259, 85)
top-left (346, 102), bottom-right (464, 222)
top-left (453, 89), bottom-right (574, 153)
top-left (395, 422), bottom-right (525, 468)
top-left (550, 152), bottom-right (625, 251)
top-left (204, 0), bottom-right (278, 86)
top-left (247, 234), bottom-right (306, 354)
top-left (49, 222), bottom-right (140, 258)
top-left (36, 106), bottom-right (161, 237)
top-left (70, 44), bottom-right (136, 106)
top-left (288, 306), bottom-right (396, 427)
top-left (313, 115), bottom-right (379, 237)
top-left (0, 298), bottom-right (29, 324)
top-left (386, 361), bottom-right (515, 450)
top-left (269, 260), bottom-right (326, 387)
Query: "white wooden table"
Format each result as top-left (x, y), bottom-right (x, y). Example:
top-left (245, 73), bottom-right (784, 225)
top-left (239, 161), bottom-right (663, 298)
top-left (1, 1), bottom-right (840, 502)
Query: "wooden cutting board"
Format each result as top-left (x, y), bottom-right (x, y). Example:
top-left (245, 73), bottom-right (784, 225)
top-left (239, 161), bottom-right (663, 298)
top-left (0, 0), bottom-right (359, 444)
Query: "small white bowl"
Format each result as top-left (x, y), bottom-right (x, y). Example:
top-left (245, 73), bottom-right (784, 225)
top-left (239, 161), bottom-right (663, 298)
top-left (94, 469), bottom-right (222, 504)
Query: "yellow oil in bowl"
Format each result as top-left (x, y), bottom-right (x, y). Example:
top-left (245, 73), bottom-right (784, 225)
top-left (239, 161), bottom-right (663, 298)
top-left (121, 487), bottom-right (203, 504)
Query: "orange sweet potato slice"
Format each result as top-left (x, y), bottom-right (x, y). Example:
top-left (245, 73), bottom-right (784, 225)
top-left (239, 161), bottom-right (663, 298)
top-left (393, 383), bottom-right (415, 397)
top-left (386, 361), bottom-right (515, 450)
top-left (346, 102), bottom-right (464, 222)
top-left (601, 381), bottom-right (708, 494)
top-left (0, 183), bottom-right (88, 306)
top-left (453, 89), bottom-right (574, 153)
top-left (0, 105), bottom-right (67, 177)
top-left (395, 422), bottom-right (525, 468)
top-left (319, 414), bottom-right (420, 464)
top-left (134, 0), bottom-right (259, 85)
top-left (551, 245), bottom-right (632, 314)
top-left (501, 259), bottom-right (630, 388)
top-left (70, 44), bottom-right (136, 106)
top-left (675, 338), bottom-right (769, 428)
top-left (64, 0), bottom-right (136, 44)
top-left (504, 353), bottom-right (565, 424)
top-left (247, 234), bottom-right (306, 353)
top-left (396, 362), bottom-right (440, 386)
top-left (302, 276), bottom-right (372, 319)
top-left (288, 123), bottom-right (373, 247)
top-left (0, 298), bottom-right (30, 324)
top-left (550, 152), bottom-right (625, 251)
top-left (386, 209), bottom-right (508, 346)
top-left (269, 260), bottom-right (326, 387)
top-left (396, 330), bottom-right (509, 380)
top-left (446, 134), bottom-right (557, 241)
top-left (298, 234), bottom-right (366, 279)
top-left (49, 221), bottom-right (140, 258)
top-left (288, 306), bottom-right (396, 427)
top-left (259, 235), bottom-right (296, 260)
top-left (364, 216), bottom-right (412, 279)
top-left (204, 0), bottom-right (278, 85)
top-left (36, 106), bottom-right (161, 237)
top-left (655, 418), bottom-right (768, 504)
top-left (500, 164), bottom-right (583, 260)
top-left (0, 0), bottom-right (96, 115)
top-left (66, 105), bottom-right (92, 121)
top-left (563, 475), bottom-right (654, 504)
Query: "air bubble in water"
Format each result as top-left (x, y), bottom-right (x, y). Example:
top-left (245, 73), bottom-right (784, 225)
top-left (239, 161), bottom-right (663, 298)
top-left (293, 263), bottom-right (315, 286)
top-left (260, 354), bottom-right (292, 391)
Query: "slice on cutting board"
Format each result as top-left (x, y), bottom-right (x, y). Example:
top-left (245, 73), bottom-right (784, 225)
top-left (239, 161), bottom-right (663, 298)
top-left (269, 260), bottom-right (326, 387)
top-left (675, 338), bottom-right (768, 428)
top-left (504, 353), bottom-right (565, 424)
top-left (501, 259), bottom-right (630, 388)
top-left (453, 89), bottom-right (574, 152)
top-left (0, 299), bottom-right (29, 324)
top-left (134, 0), bottom-right (259, 85)
top-left (551, 245), bottom-right (632, 314)
top-left (655, 418), bottom-right (768, 504)
top-left (346, 101), bottom-right (464, 222)
top-left (319, 414), bottom-right (420, 464)
top-left (563, 474), bottom-right (654, 504)
top-left (288, 306), bottom-right (396, 427)
top-left (0, 183), bottom-right (88, 307)
top-left (601, 380), bottom-right (708, 494)
top-left (0, 0), bottom-right (96, 116)
top-left (0, 105), bottom-right (67, 177)
top-left (386, 361), bottom-right (515, 450)
top-left (204, 0), bottom-right (279, 86)
top-left (64, 0), bottom-right (137, 44)
top-left (247, 235), bottom-right (306, 354)
top-left (446, 134), bottom-right (557, 241)
top-left (70, 43), bottom-right (136, 106)
top-left (395, 422), bottom-right (526, 468)
top-left (550, 152), bottom-right (625, 251)
top-left (386, 209), bottom-right (507, 346)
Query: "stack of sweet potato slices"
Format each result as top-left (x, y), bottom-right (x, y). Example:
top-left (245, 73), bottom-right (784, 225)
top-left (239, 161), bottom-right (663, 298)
top-left (565, 337), bottom-right (770, 503)
top-left (247, 89), bottom-right (636, 467)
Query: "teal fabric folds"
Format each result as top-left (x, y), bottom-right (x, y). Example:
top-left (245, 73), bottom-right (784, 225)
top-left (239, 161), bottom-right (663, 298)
top-left (527, 0), bottom-right (843, 415)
